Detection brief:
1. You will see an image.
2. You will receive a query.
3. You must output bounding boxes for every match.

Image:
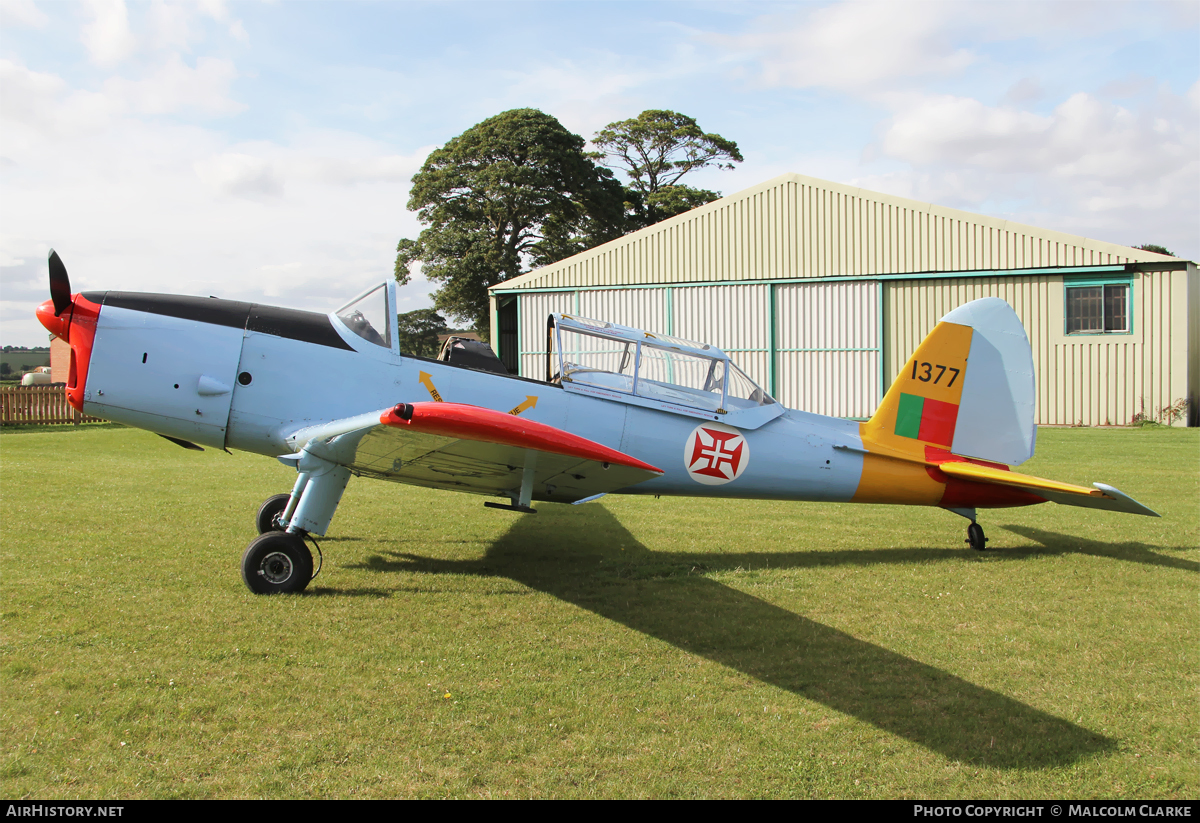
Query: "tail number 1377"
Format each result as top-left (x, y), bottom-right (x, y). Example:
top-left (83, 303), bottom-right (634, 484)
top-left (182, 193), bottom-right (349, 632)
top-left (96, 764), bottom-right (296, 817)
top-left (911, 361), bottom-right (961, 386)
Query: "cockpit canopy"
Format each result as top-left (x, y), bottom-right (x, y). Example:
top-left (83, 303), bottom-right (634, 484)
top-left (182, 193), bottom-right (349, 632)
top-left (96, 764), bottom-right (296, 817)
top-left (549, 313), bottom-right (775, 415)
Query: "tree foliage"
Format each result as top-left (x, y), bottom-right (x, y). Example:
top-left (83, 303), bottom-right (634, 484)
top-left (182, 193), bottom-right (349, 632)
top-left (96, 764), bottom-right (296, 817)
top-left (644, 185), bottom-right (722, 222)
top-left (592, 110), bottom-right (742, 226)
top-left (395, 308), bottom-right (450, 358)
top-left (1134, 244), bottom-right (1174, 257)
top-left (395, 109), bottom-right (627, 332)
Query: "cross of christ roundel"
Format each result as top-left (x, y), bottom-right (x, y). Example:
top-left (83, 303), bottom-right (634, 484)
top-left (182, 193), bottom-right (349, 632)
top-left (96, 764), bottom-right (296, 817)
top-left (684, 422), bottom-right (749, 485)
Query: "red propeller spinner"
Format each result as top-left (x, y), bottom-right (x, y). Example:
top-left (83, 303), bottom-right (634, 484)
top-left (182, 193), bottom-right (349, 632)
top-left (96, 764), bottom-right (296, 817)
top-left (35, 250), bottom-right (99, 412)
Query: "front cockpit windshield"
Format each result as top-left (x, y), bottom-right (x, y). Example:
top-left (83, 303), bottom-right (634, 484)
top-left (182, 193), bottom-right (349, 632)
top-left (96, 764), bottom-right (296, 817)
top-left (335, 284), bottom-right (391, 349)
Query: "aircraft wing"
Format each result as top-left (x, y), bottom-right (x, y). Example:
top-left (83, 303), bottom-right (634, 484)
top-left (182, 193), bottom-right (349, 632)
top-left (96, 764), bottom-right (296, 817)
top-left (284, 402), bottom-right (663, 506)
top-left (936, 461), bottom-right (1160, 517)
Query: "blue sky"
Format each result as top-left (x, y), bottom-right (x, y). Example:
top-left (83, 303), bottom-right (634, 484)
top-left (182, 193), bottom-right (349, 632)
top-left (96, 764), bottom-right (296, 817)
top-left (2, 0), bottom-right (1197, 345)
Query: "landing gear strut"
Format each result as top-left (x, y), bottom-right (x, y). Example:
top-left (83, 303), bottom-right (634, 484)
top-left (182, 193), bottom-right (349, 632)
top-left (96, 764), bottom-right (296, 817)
top-left (966, 522), bottom-right (988, 552)
top-left (241, 446), bottom-right (351, 594)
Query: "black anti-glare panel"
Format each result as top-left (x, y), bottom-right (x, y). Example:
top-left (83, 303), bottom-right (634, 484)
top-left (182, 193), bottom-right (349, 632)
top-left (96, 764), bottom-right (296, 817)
top-left (247, 304), bottom-right (354, 350)
top-left (81, 292), bottom-right (354, 351)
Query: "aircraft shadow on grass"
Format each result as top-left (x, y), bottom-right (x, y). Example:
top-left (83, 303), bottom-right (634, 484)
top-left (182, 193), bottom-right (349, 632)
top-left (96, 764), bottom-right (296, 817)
top-left (352, 503), bottom-right (1119, 769)
top-left (999, 525), bottom-right (1197, 573)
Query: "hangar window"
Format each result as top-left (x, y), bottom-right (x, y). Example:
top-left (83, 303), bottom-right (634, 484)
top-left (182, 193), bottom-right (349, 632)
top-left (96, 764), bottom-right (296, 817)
top-left (1065, 279), bottom-right (1131, 334)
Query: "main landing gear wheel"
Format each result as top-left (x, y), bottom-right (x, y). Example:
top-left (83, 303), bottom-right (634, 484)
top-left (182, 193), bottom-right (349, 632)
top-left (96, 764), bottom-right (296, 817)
top-left (256, 493), bottom-right (291, 534)
top-left (966, 522), bottom-right (988, 552)
top-left (241, 532), bottom-right (314, 594)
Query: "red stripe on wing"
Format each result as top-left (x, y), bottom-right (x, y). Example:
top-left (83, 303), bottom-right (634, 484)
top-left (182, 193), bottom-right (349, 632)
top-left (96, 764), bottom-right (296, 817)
top-left (380, 402), bottom-right (662, 474)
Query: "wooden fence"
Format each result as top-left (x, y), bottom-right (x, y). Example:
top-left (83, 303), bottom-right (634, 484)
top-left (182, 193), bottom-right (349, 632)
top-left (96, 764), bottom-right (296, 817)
top-left (0, 385), bottom-right (104, 425)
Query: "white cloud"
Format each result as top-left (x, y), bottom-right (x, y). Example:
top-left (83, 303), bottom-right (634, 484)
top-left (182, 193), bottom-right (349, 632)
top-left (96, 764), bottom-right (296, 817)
top-left (144, 0), bottom-right (249, 51)
top-left (0, 59), bottom-right (119, 141)
top-left (0, 0), bottom-right (48, 28)
top-left (700, 2), bottom-right (1198, 258)
top-left (0, 52), bottom-right (243, 147)
top-left (145, 0), bottom-right (202, 52)
top-left (194, 152), bottom-right (284, 198)
top-left (0, 59), bottom-right (69, 127)
top-left (879, 91), bottom-right (1197, 185)
top-left (103, 53), bottom-right (244, 116)
top-left (881, 95), bottom-right (1051, 170)
top-left (194, 134), bottom-right (429, 200)
top-left (707, 1), bottom-right (975, 93)
top-left (852, 86), bottom-right (1199, 255)
top-left (81, 0), bottom-right (137, 68)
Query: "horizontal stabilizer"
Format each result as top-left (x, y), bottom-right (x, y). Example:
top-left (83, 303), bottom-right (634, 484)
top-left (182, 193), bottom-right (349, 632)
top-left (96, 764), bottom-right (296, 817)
top-left (937, 461), bottom-right (1159, 517)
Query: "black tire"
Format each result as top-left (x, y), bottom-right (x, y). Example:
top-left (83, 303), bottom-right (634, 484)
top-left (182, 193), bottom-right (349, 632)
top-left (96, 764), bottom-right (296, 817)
top-left (256, 494), bottom-right (291, 534)
top-left (241, 532), bottom-right (314, 594)
top-left (966, 522), bottom-right (987, 552)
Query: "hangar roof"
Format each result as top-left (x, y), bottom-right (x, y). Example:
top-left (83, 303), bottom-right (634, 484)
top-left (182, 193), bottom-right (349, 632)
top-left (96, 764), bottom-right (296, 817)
top-left (493, 173), bottom-right (1180, 293)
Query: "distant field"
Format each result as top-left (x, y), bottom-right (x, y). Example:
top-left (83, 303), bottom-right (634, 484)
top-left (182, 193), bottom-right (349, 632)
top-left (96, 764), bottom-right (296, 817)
top-left (0, 351), bottom-right (50, 377)
top-left (1, 425), bottom-right (1195, 799)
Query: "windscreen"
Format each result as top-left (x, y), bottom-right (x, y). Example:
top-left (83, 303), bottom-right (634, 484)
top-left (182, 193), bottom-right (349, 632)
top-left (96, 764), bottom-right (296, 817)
top-left (335, 284), bottom-right (391, 349)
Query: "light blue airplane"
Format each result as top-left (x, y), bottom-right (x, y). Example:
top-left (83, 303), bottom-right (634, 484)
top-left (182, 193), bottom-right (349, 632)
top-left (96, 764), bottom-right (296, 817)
top-left (37, 251), bottom-right (1157, 594)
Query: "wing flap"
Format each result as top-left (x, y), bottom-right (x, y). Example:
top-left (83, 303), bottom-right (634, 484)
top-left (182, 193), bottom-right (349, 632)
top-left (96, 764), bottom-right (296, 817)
top-left (291, 402), bottom-right (662, 504)
top-left (937, 461), bottom-right (1159, 517)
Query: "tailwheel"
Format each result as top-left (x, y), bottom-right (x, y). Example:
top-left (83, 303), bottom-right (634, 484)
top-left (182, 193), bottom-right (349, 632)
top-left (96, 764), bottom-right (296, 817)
top-left (241, 532), bottom-right (314, 594)
top-left (256, 493), bottom-right (291, 534)
top-left (966, 522), bottom-right (988, 552)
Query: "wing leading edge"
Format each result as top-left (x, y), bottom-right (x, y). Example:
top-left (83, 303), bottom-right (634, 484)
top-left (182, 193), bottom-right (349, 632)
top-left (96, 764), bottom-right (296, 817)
top-left (285, 402), bottom-right (663, 506)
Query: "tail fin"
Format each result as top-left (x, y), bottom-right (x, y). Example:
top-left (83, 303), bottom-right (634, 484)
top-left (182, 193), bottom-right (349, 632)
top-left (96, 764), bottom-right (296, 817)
top-left (863, 297), bottom-right (1036, 466)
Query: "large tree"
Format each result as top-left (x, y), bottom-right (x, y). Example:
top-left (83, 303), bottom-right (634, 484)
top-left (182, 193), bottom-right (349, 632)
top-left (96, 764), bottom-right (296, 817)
top-left (591, 110), bottom-right (743, 226)
top-left (395, 109), bottom-right (627, 333)
top-left (395, 308), bottom-right (450, 358)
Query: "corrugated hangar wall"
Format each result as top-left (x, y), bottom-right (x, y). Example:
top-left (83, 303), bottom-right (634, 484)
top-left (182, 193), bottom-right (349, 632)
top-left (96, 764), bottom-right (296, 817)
top-left (493, 174), bottom-right (1197, 426)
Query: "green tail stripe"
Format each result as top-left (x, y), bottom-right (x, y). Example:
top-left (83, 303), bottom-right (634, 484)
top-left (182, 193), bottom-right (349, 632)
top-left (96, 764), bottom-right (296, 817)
top-left (896, 393), bottom-right (924, 439)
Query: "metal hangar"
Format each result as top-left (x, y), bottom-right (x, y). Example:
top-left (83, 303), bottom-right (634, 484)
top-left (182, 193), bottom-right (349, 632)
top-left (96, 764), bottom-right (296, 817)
top-left (489, 173), bottom-right (1197, 427)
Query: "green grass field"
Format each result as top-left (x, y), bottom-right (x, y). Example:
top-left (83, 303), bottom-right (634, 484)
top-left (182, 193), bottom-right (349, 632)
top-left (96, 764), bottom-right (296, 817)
top-left (1, 424), bottom-right (1196, 798)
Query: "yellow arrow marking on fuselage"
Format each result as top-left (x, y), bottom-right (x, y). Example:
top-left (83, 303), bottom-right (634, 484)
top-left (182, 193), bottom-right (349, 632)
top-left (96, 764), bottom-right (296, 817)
top-left (508, 396), bottom-right (538, 415)
top-left (418, 371), bottom-right (443, 402)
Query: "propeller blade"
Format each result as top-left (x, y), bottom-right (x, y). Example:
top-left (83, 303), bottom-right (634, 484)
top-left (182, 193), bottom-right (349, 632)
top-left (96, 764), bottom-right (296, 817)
top-left (48, 249), bottom-right (71, 317)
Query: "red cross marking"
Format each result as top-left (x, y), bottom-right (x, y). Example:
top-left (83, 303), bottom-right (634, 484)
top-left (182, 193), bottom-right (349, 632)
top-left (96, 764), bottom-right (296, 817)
top-left (689, 428), bottom-right (745, 480)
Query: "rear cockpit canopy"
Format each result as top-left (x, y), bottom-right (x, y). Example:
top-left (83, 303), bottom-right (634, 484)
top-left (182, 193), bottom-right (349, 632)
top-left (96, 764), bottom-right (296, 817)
top-left (549, 313), bottom-right (775, 415)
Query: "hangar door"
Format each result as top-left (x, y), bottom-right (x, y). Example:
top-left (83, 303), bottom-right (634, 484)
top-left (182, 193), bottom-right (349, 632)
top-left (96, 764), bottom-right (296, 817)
top-left (774, 280), bottom-right (880, 419)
